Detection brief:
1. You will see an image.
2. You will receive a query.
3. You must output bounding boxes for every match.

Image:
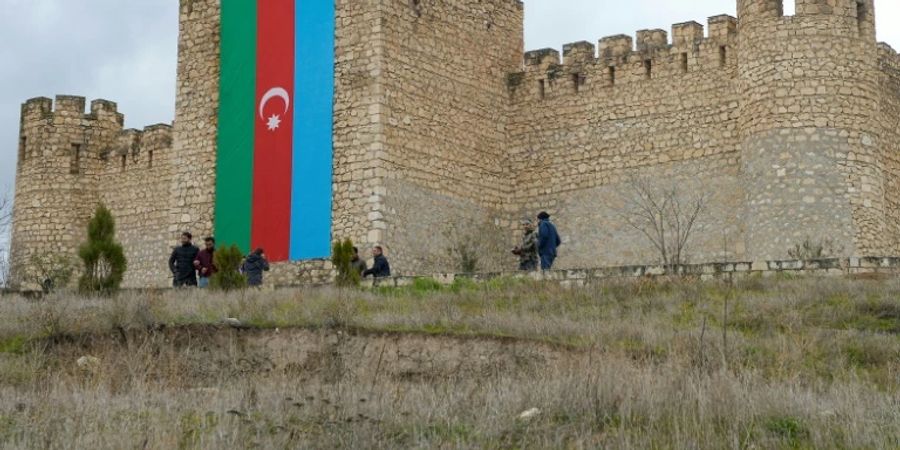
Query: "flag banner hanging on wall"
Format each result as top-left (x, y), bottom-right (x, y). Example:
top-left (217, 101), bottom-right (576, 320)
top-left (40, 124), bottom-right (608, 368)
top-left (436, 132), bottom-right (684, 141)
top-left (215, 0), bottom-right (335, 262)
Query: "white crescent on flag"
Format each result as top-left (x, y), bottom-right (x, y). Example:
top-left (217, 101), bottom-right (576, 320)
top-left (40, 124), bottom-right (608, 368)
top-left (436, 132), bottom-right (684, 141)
top-left (259, 87), bottom-right (291, 131)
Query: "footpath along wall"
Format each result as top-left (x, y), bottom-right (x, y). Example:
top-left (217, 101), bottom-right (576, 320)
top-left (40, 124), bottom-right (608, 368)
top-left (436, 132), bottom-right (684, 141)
top-left (378, 257), bottom-right (900, 288)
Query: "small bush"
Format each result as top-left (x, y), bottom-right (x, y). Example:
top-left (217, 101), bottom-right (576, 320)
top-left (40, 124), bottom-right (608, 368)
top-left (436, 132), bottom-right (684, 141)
top-left (78, 205), bottom-right (127, 295)
top-left (29, 254), bottom-right (76, 294)
top-left (210, 245), bottom-right (247, 291)
top-left (332, 239), bottom-right (360, 288)
top-left (765, 416), bottom-right (810, 447)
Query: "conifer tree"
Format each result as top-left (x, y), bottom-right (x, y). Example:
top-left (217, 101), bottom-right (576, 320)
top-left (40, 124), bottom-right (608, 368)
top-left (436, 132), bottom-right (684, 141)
top-left (210, 244), bottom-right (247, 291)
top-left (332, 239), bottom-right (359, 287)
top-left (78, 205), bottom-right (127, 294)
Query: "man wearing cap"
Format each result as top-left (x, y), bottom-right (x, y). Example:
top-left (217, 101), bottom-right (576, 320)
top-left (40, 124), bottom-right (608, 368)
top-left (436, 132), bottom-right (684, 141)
top-left (512, 219), bottom-right (539, 271)
top-left (536, 212), bottom-right (562, 270)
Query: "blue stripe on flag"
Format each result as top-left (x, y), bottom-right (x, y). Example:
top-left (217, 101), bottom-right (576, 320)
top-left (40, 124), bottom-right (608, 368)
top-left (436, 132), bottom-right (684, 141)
top-left (290, 0), bottom-right (335, 260)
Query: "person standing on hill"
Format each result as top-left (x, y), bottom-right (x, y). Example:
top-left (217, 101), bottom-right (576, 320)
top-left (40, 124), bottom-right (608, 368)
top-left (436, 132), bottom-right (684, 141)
top-left (194, 236), bottom-right (217, 288)
top-left (169, 231), bottom-right (200, 287)
top-left (363, 246), bottom-right (391, 279)
top-left (537, 212), bottom-right (562, 270)
top-left (351, 246), bottom-right (368, 276)
top-left (241, 248), bottom-right (270, 287)
top-left (513, 219), bottom-right (539, 271)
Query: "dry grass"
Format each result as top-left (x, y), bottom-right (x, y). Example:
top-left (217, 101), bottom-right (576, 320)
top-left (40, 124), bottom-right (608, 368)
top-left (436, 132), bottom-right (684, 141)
top-left (0, 276), bottom-right (897, 449)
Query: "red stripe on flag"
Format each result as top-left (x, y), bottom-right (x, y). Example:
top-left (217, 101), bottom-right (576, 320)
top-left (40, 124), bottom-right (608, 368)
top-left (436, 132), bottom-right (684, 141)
top-left (251, 0), bottom-right (295, 262)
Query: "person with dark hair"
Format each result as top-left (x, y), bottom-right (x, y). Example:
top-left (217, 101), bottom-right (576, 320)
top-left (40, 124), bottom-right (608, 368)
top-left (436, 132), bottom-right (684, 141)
top-left (536, 212), bottom-right (562, 270)
top-left (241, 248), bottom-right (270, 287)
top-left (194, 236), bottom-right (217, 288)
top-left (169, 231), bottom-right (200, 287)
top-left (351, 246), bottom-right (367, 275)
top-left (362, 246), bottom-right (391, 279)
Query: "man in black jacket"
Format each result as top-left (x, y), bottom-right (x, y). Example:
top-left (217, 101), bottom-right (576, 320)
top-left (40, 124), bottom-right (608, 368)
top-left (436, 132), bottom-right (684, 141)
top-left (363, 246), bottom-right (391, 279)
top-left (169, 232), bottom-right (200, 287)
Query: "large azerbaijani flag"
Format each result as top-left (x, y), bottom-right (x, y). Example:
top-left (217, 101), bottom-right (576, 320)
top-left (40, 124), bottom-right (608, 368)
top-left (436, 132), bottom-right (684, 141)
top-left (215, 0), bottom-right (335, 262)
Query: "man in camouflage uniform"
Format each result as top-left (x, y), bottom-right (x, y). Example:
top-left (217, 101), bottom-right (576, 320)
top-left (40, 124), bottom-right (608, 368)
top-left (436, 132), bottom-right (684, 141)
top-left (513, 219), bottom-right (539, 271)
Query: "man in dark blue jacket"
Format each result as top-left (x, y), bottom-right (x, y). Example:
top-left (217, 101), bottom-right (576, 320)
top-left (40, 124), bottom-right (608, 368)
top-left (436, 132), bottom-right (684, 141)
top-left (536, 212), bottom-right (562, 270)
top-left (363, 246), bottom-right (391, 279)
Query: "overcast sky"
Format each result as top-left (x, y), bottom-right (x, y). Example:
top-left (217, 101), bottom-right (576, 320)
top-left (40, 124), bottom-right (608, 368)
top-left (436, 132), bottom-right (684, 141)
top-left (0, 0), bottom-right (898, 251)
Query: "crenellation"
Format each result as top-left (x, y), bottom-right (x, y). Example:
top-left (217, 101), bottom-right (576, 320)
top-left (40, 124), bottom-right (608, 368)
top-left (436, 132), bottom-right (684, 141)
top-left (524, 48), bottom-right (560, 69)
top-left (53, 95), bottom-right (87, 116)
top-left (598, 35), bottom-right (633, 60)
top-left (562, 41), bottom-right (596, 65)
top-left (21, 97), bottom-right (52, 119)
top-left (89, 99), bottom-right (118, 115)
top-left (707, 15), bottom-right (737, 40)
top-left (635, 29), bottom-right (668, 53)
top-left (672, 21), bottom-right (704, 47)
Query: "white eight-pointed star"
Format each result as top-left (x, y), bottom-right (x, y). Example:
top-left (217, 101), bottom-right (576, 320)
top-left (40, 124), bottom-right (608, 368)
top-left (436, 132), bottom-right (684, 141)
top-left (267, 114), bottom-right (282, 131)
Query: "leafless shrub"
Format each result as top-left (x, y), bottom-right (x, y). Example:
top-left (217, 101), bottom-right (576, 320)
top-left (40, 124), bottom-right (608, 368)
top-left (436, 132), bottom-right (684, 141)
top-left (30, 254), bottom-right (77, 294)
top-left (787, 237), bottom-right (844, 260)
top-left (0, 251), bottom-right (9, 290)
top-left (0, 187), bottom-right (11, 229)
top-left (616, 177), bottom-right (710, 268)
top-left (442, 219), bottom-right (507, 274)
top-left (0, 187), bottom-right (11, 289)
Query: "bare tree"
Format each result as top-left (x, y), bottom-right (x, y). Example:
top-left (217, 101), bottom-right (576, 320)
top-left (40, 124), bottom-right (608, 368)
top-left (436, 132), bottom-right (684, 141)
top-left (0, 188), bottom-right (11, 288)
top-left (616, 177), bottom-right (710, 269)
top-left (0, 189), bottom-right (10, 229)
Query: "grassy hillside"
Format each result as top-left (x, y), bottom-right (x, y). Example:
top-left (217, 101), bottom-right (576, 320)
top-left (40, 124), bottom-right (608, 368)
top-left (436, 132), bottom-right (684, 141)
top-left (0, 276), bottom-right (897, 448)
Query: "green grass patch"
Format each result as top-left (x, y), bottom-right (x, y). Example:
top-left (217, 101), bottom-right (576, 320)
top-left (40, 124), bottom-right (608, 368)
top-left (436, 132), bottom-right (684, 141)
top-left (0, 336), bottom-right (28, 355)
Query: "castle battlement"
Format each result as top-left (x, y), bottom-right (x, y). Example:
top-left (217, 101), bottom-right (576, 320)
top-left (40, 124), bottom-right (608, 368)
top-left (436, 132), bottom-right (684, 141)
top-left (21, 95), bottom-right (123, 127)
top-left (105, 124), bottom-right (173, 165)
top-left (524, 14), bottom-right (737, 68)
top-left (511, 15), bottom-right (738, 102)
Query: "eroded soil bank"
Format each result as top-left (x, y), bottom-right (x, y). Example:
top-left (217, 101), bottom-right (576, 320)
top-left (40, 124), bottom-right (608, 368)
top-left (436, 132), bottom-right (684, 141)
top-left (40, 326), bottom-right (577, 386)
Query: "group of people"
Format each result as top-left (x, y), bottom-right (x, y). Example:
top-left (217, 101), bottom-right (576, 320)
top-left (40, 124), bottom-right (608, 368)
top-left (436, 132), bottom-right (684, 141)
top-left (168, 232), bottom-right (270, 288)
top-left (168, 212), bottom-right (558, 287)
top-left (169, 233), bottom-right (394, 288)
top-left (512, 211), bottom-right (562, 271)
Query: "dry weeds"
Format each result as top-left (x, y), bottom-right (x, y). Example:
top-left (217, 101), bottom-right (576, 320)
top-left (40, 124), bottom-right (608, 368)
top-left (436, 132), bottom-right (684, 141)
top-left (0, 276), bottom-right (897, 449)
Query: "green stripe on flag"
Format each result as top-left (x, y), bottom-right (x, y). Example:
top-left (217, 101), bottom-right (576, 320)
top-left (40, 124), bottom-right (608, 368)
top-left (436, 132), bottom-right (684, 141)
top-left (215, 0), bottom-right (257, 253)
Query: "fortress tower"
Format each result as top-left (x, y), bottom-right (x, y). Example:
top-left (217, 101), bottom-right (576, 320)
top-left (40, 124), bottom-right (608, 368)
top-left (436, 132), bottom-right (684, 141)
top-left (10, 97), bottom-right (123, 285)
top-left (736, 0), bottom-right (884, 260)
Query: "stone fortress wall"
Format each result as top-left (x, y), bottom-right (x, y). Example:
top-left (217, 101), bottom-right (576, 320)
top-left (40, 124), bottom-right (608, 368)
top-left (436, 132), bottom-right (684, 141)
top-left (10, 96), bottom-right (175, 288)
top-left (9, 0), bottom-right (900, 288)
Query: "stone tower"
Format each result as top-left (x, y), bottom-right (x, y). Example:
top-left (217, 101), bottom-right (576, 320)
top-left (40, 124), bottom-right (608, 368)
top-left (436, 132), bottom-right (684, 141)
top-left (737, 0), bottom-right (883, 260)
top-left (9, 96), bottom-right (123, 286)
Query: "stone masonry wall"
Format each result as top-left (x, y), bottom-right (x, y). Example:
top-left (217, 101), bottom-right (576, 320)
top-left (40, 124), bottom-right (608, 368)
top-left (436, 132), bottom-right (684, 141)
top-left (878, 44), bottom-right (900, 255)
top-left (170, 0), bottom-right (220, 249)
top-left (99, 125), bottom-right (174, 288)
top-left (330, 0), bottom-right (390, 255)
top-left (737, 0), bottom-right (883, 261)
top-left (10, 97), bottom-right (123, 288)
top-left (379, 0), bottom-right (524, 273)
top-left (506, 17), bottom-right (743, 269)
